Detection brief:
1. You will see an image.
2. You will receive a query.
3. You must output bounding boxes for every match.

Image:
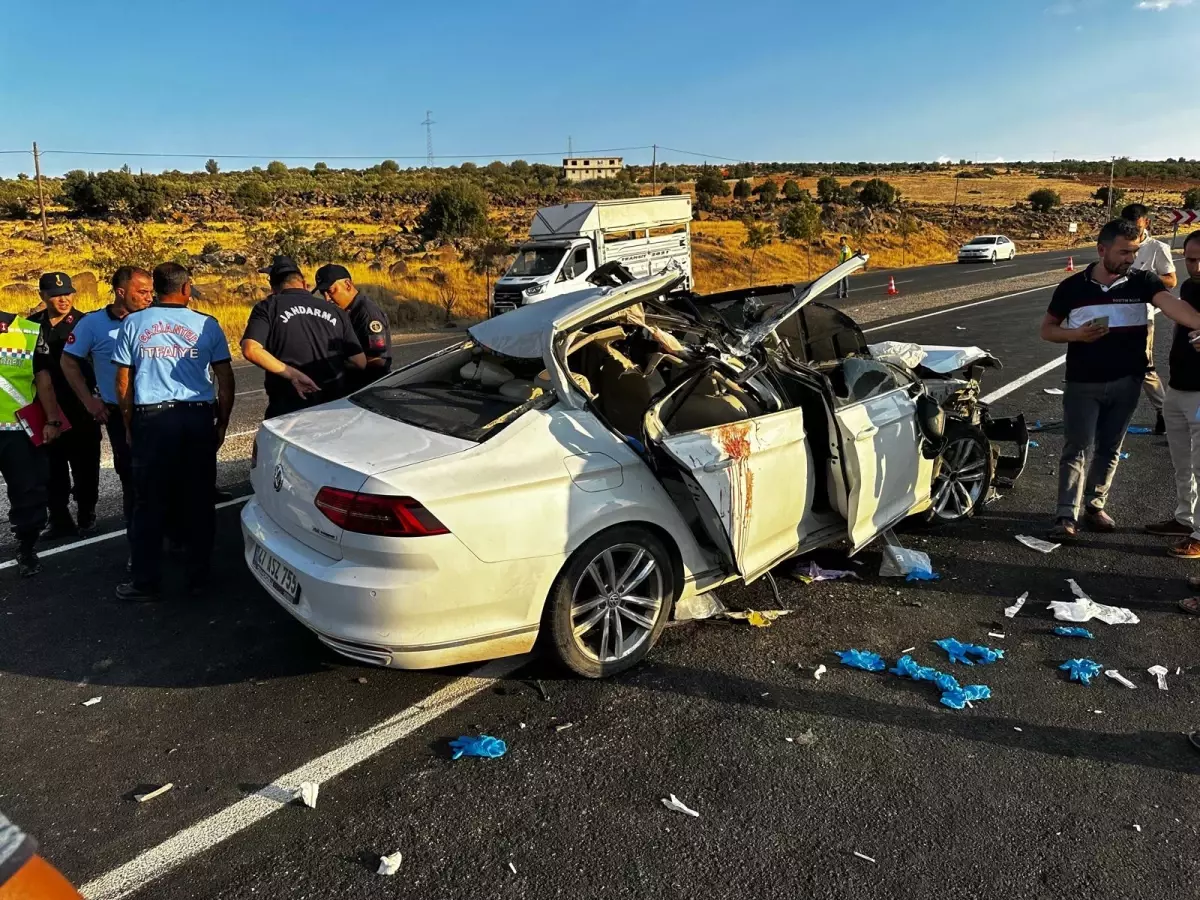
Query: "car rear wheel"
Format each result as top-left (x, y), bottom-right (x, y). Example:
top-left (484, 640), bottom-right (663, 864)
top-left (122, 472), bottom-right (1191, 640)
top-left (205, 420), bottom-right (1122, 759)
top-left (926, 421), bottom-right (992, 525)
top-left (542, 526), bottom-right (676, 678)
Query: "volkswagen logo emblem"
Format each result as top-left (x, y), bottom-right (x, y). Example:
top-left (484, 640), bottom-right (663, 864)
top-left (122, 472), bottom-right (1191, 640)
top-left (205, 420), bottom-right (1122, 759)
top-left (272, 464), bottom-right (284, 492)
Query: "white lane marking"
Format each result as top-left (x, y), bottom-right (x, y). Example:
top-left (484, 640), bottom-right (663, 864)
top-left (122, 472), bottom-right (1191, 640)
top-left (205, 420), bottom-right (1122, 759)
top-left (79, 656), bottom-right (526, 900)
top-left (234, 388), bottom-right (264, 397)
top-left (0, 496), bottom-right (251, 571)
top-left (861, 284), bottom-right (1055, 334)
top-left (981, 355), bottom-right (1067, 404)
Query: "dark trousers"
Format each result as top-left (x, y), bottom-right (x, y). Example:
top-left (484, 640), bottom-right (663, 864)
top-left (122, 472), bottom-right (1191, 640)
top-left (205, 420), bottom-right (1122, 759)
top-left (1056, 375), bottom-right (1142, 521)
top-left (0, 431), bottom-right (48, 547)
top-left (104, 406), bottom-right (133, 526)
top-left (129, 406), bottom-right (217, 589)
top-left (837, 276), bottom-right (850, 299)
top-left (45, 419), bottom-right (101, 522)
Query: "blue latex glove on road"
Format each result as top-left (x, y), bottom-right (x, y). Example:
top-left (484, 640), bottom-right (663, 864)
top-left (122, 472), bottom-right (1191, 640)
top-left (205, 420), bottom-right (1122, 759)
top-left (449, 735), bottom-right (507, 760)
top-left (836, 649), bottom-right (886, 672)
top-left (1127, 425), bottom-right (1152, 435)
top-left (941, 684), bottom-right (991, 710)
top-left (1059, 658), bottom-right (1102, 685)
top-left (905, 568), bottom-right (940, 582)
top-left (1053, 626), bottom-right (1095, 639)
top-left (891, 654), bottom-right (990, 710)
top-left (935, 638), bottom-right (1004, 666)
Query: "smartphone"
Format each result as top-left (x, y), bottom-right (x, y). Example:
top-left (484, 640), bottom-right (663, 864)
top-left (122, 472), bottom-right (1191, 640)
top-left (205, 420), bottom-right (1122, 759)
top-left (1087, 316), bottom-right (1110, 329)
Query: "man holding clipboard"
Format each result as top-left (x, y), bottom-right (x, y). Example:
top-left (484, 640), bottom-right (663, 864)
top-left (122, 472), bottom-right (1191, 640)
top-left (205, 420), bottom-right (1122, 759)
top-left (1041, 218), bottom-right (1200, 538)
top-left (0, 308), bottom-right (63, 576)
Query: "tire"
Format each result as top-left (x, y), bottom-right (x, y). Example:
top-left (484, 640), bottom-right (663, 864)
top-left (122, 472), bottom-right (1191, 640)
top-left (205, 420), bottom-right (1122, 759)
top-left (925, 421), bottom-right (992, 525)
top-left (541, 525), bottom-right (676, 678)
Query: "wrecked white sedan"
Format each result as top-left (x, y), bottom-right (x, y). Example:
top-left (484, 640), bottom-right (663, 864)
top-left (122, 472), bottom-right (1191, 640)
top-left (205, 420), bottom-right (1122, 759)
top-left (241, 257), bottom-right (1027, 677)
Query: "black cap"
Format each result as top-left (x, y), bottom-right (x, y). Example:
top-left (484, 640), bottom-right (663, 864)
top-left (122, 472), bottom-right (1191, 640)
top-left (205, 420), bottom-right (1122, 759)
top-left (39, 272), bottom-right (74, 297)
top-left (313, 264), bottom-right (352, 294)
top-left (258, 255), bottom-right (302, 280)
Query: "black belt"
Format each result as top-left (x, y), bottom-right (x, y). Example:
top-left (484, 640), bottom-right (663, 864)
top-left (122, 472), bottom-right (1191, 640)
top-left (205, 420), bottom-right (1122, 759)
top-left (134, 401), bottom-right (215, 412)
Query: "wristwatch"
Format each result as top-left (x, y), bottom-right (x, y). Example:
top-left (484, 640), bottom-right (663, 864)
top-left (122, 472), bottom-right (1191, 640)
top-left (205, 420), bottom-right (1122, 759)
top-left (47, 420), bottom-right (62, 427)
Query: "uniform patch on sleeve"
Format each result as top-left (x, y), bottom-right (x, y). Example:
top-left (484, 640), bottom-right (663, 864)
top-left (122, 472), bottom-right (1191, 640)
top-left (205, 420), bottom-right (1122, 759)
top-left (66, 332), bottom-right (76, 344)
top-left (369, 320), bottom-right (384, 333)
top-left (369, 335), bottom-right (386, 350)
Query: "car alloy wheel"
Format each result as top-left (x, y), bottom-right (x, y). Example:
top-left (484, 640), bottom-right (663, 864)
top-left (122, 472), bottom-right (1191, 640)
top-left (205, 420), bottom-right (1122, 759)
top-left (570, 543), bottom-right (664, 664)
top-left (930, 431), bottom-right (989, 522)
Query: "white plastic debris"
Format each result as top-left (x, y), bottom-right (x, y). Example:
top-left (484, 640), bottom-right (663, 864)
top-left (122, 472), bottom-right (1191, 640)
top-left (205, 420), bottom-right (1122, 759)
top-left (1104, 669), bottom-right (1137, 689)
top-left (1049, 580), bottom-right (1139, 625)
top-left (674, 591), bottom-right (727, 621)
top-left (661, 794), bottom-right (700, 818)
top-left (793, 728), bottom-right (817, 747)
top-left (987, 632), bottom-right (1005, 639)
top-left (853, 851), bottom-right (877, 863)
top-left (1133, 824), bottom-right (1142, 833)
top-left (135, 783), bottom-right (173, 803)
top-left (1016, 534), bottom-right (1060, 554)
top-left (1004, 592), bottom-right (1029, 619)
top-left (813, 664), bottom-right (827, 681)
top-left (901, 647), bottom-right (916, 654)
top-left (1148, 665), bottom-right (1168, 691)
top-left (1043, 388), bottom-right (1064, 396)
top-left (297, 782), bottom-right (319, 809)
top-left (1013, 727), bottom-right (1023, 732)
top-left (377, 852), bottom-right (403, 876)
top-left (82, 696), bottom-right (102, 707)
top-left (879, 545), bottom-right (935, 579)
top-left (554, 722), bottom-right (575, 733)
top-left (508, 862), bottom-right (517, 874)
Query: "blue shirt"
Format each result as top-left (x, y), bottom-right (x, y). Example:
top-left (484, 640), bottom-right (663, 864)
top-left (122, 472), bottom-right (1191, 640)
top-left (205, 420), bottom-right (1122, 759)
top-left (63, 306), bottom-right (124, 404)
top-left (112, 304), bottom-right (231, 404)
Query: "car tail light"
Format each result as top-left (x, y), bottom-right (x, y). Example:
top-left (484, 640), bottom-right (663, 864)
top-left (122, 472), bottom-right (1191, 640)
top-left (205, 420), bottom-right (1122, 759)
top-left (314, 487), bottom-right (449, 537)
top-left (251, 439), bottom-right (258, 469)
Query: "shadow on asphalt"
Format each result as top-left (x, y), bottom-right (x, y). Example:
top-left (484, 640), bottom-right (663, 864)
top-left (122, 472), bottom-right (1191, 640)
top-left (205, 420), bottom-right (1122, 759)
top-left (624, 662), bottom-right (1200, 776)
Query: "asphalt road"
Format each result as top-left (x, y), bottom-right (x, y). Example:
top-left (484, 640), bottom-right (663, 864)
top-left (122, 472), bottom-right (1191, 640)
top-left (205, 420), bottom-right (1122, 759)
top-left (4, 262), bottom-right (1199, 900)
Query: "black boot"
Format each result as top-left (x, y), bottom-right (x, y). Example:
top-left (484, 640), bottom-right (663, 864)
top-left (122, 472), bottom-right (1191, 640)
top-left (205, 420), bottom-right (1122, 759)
top-left (115, 581), bottom-right (161, 602)
top-left (42, 511), bottom-right (79, 541)
top-left (1156, 411), bottom-right (1167, 436)
top-left (17, 543), bottom-right (39, 577)
top-left (77, 508), bottom-right (97, 533)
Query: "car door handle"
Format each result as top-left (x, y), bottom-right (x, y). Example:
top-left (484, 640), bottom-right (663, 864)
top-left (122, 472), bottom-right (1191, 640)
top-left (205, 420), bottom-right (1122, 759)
top-left (703, 459), bottom-right (735, 472)
top-left (854, 426), bottom-right (879, 441)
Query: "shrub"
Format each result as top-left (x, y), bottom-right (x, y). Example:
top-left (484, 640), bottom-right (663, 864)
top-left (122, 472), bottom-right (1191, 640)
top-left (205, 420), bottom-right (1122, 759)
top-left (1093, 186), bottom-right (1126, 208)
top-left (82, 224), bottom-right (187, 277)
top-left (417, 180), bottom-right (490, 242)
top-left (733, 179), bottom-right (753, 200)
top-left (234, 179), bottom-right (272, 212)
top-left (816, 175), bottom-right (841, 204)
top-left (313, 161), bottom-right (330, 175)
top-left (781, 179), bottom-right (803, 201)
top-left (695, 173), bottom-right (730, 197)
top-left (858, 178), bottom-right (899, 208)
top-left (695, 191), bottom-right (715, 213)
top-left (266, 161), bottom-right (288, 176)
top-left (660, 184), bottom-right (683, 196)
top-left (1184, 188), bottom-right (1200, 210)
top-left (380, 159), bottom-right (400, 174)
top-left (1028, 188), bottom-right (1062, 212)
top-left (778, 198), bottom-right (822, 243)
top-left (753, 181), bottom-right (779, 203)
top-left (60, 170), bottom-right (163, 220)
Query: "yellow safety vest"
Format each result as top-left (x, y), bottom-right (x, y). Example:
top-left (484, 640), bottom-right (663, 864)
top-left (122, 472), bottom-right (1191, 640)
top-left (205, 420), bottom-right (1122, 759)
top-left (0, 316), bottom-right (41, 430)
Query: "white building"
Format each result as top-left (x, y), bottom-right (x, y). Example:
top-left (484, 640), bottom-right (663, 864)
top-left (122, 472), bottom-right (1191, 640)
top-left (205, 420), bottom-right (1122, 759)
top-left (562, 156), bottom-right (624, 182)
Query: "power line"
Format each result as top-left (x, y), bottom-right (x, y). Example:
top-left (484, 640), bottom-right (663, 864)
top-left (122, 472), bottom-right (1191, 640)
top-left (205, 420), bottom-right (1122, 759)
top-left (655, 145), bottom-right (744, 164)
top-left (11, 145), bottom-right (655, 161)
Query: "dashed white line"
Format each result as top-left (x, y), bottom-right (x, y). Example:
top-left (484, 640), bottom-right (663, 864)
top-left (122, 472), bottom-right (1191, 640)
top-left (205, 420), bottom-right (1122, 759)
top-left (79, 656), bottom-right (526, 900)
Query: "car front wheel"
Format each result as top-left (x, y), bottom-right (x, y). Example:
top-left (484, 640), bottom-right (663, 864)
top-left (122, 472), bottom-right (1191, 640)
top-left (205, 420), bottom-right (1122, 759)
top-left (926, 422), bottom-right (992, 525)
top-left (542, 525), bottom-right (676, 678)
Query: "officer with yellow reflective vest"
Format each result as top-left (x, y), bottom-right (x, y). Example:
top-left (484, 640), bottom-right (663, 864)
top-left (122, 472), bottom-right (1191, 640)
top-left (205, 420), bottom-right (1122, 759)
top-left (836, 235), bottom-right (853, 299)
top-left (0, 308), bottom-right (63, 576)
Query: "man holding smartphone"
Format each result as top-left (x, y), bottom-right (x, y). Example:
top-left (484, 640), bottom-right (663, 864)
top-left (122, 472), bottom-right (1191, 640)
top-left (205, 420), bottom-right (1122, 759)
top-left (1041, 218), bottom-right (1200, 538)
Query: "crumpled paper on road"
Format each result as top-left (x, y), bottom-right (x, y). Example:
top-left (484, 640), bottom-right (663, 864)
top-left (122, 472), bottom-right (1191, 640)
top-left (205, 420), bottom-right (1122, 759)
top-left (1016, 534), bottom-right (1060, 554)
top-left (1048, 580), bottom-right (1140, 625)
top-left (661, 794), bottom-right (700, 817)
top-left (721, 609), bottom-right (792, 627)
top-left (674, 591), bottom-right (727, 621)
top-left (793, 561), bottom-right (860, 584)
top-left (1004, 592), bottom-right (1029, 618)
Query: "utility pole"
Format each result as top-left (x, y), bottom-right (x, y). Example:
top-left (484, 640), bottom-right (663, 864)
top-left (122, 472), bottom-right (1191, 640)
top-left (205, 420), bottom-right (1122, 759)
top-left (652, 144), bottom-right (657, 193)
top-left (1106, 155), bottom-right (1116, 219)
top-left (421, 111), bottom-right (435, 167)
top-left (568, 135), bottom-right (573, 157)
top-left (32, 142), bottom-right (48, 244)
top-left (952, 171), bottom-right (960, 227)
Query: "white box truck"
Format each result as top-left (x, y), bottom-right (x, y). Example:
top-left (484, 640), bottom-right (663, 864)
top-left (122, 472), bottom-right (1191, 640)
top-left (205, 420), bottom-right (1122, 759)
top-left (492, 195), bottom-right (692, 314)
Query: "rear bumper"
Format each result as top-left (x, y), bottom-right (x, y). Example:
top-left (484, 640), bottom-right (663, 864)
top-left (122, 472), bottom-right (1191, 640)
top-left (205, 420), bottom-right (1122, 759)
top-left (240, 498), bottom-right (540, 669)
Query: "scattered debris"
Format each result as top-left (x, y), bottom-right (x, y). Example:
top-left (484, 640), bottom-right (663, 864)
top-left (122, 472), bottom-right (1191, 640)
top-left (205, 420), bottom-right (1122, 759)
top-left (853, 851), bottom-right (877, 864)
top-left (793, 561), bottom-right (860, 584)
top-left (1148, 665), bottom-right (1169, 691)
top-left (1053, 626), bottom-right (1095, 639)
top-left (297, 782), bottom-right (319, 809)
top-left (82, 697), bottom-right (102, 707)
top-left (1004, 592), bottom-right (1029, 618)
top-left (135, 783), bottom-right (174, 803)
top-left (377, 852), bottom-right (403, 876)
top-left (533, 680), bottom-right (550, 702)
top-left (880, 543), bottom-right (938, 580)
top-left (355, 677), bottom-right (368, 684)
top-left (674, 591), bottom-right (727, 621)
top-left (813, 664), bottom-right (827, 681)
top-left (1060, 658), bottom-right (1102, 685)
top-left (901, 647), bottom-right (916, 653)
top-left (1049, 580), bottom-right (1139, 625)
top-left (1133, 824), bottom-right (1142, 833)
top-left (554, 722), bottom-right (575, 733)
top-left (449, 735), bottom-right (507, 760)
top-left (792, 728), bottom-right (818, 747)
top-left (1119, 451), bottom-right (1130, 460)
top-left (1014, 727), bottom-right (1023, 732)
top-left (508, 862), bottom-right (517, 875)
top-left (661, 794), bottom-right (700, 818)
top-left (904, 600), bottom-right (923, 608)
top-left (1043, 388), bottom-right (1064, 396)
top-left (836, 649), bottom-right (887, 672)
top-left (720, 609), bottom-right (792, 627)
top-left (1127, 425), bottom-right (1152, 435)
top-left (1029, 441), bottom-right (1040, 448)
top-left (891, 655), bottom-right (991, 709)
top-left (1176, 667), bottom-right (1183, 676)
top-left (987, 632), bottom-right (1006, 639)
top-left (1016, 534), bottom-right (1060, 554)
top-left (519, 722), bottom-right (526, 730)
top-left (1105, 669), bottom-right (1137, 690)
top-left (934, 638), bottom-right (1004, 666)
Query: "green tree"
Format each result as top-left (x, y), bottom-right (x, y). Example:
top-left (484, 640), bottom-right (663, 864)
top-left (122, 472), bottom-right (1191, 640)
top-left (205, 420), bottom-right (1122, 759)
top-left (781, 179), bottom-right (803, 201)
top-left (660, 184), bottom-right (683, 196)
top-left (266, 160), bottom-right (288, 176)
top-left (858, 178), bottom-right (899, 209)
top-left (380, 159), bottom-right (400, 174)
top-left (234, 179), bottom-right (272, 212)
top-left (1184, 188), bottom-right (1200, 210)
top-left (742, 218), bottom-right (772, 286)
top-left (1093, 186), bottom-right (1126, 209)
top-left (509, 159), bottom-right (531, 177)
top-left (313, 161), bottom-right (330, 175)
top-left (754, 181), bottom-right (779, 203)
top-left (695, 191), bottom-right (715, 213)
top-left (733, 178), bottom-right (753, 200)
top-left (1028, 188), bottom-right (1062, 212)
top-left (417, 180), bottom-right (490, 242)
top-left (778, 198), bottom-right (823, 277)
top-left (204, 159), bottom-right (219, 175)
top-left (816, 175), bottom-right (841, 204)
top-left (695, 173), bottom-right (730, 197)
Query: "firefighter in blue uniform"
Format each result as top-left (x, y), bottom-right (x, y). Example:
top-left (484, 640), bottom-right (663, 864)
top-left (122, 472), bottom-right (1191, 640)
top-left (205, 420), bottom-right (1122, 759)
top-left (111, 263), bottom-right (235, 601)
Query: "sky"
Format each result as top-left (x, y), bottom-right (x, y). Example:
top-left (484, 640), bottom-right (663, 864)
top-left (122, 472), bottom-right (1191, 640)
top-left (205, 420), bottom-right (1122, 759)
top-left (1, 0), bottom-right (1197, 177)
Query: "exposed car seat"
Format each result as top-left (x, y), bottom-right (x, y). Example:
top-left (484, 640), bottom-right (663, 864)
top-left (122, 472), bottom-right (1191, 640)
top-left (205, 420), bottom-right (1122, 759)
top-left (667, 374), bottom-right (762, 433)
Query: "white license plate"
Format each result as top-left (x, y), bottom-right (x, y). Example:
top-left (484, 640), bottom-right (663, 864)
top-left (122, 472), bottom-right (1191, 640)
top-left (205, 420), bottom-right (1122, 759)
top-left (253, 543), bottom-right (300, 603)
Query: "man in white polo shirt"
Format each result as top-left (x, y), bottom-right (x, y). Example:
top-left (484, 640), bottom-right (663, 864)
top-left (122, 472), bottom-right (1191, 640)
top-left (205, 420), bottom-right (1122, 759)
top-left (1122, 204), bottom-right (1177, 434)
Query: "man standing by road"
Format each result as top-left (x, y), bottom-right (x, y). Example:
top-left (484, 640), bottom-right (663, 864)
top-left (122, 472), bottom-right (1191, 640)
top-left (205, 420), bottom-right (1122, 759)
top-left (241, 256), bottom-right (365, 418)
top-left (1121, 203), bottom-right (1177, 435)
top-left (1041, 219), bottom-right (1200, 538)
top-left (313, 264), bottom-right (392, 391)
top-left (61, 267), bottom-right (154, 531)
top-left (29, 273), bottom-right (100, 538)
top-left (0, 306), bottom-right (61, 576)
top-left (836, 235), bottom-right (853, 299)
top-left (112, 263), bottom-right (235, 602)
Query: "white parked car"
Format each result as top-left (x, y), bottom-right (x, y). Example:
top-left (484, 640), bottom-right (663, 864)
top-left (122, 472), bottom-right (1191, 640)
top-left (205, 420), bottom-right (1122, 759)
top-left (957, 235), bottom-right (1016, 263)
top-left (241, 258), bottom-right (1028, 678)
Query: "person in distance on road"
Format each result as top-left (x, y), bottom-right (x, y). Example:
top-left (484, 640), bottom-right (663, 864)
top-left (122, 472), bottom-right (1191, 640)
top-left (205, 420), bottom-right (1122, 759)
top-left (112, 263), bottom-right (235, 602)
top-left (1121, 203), bottom-right (1177, 435)
top-left (313, 264), bottom-right (392, 392)
top-left (240, 256), bottom-right (366, 418)
top-left (29, 273), bottom-right (101, 539)
top-left (1040, 218), bottom-right (1200, 539)
top-left (836, 235), bottom-right (852, 298)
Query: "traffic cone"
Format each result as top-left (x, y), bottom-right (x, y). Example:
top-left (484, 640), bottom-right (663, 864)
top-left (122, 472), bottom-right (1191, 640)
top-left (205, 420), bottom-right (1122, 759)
top-left (886, 276), bottom-right (899, 296)
top-left (1066, 256), bottom-right (1074, 272)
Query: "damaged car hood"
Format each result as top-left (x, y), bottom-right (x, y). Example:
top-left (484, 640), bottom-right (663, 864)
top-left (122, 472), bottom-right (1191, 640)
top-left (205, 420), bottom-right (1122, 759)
top-left (868, 341), bottom-right (1000, 375)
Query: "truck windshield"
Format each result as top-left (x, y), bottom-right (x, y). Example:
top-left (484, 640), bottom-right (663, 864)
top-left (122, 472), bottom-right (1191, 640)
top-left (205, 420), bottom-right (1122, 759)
top-left (507, 246), bottom-right (566, 277)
